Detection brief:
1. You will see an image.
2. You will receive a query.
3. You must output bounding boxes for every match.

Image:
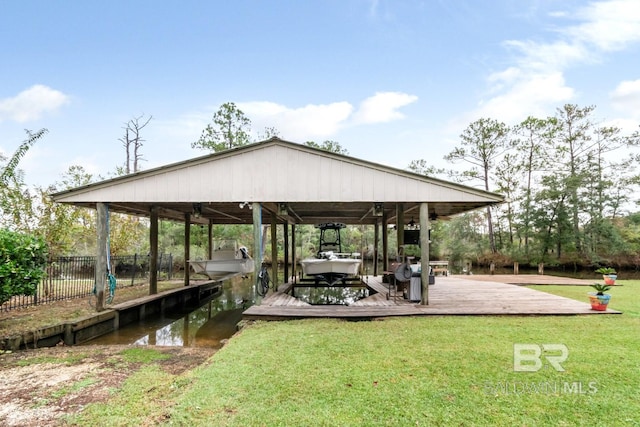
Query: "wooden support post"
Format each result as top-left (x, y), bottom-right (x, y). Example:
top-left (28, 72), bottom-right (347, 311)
top-left (271, 212), bottom-right (278, 290)
top-left (538, 263), bottom-right (544, 275)
top-left (131, 253), bottom-right (137, 287)
top-left (382, 210), bottom-right (388, 273)
top-left (95, 202), bottom-right (107, 312)
top-left (514, 262), bottom-right (519, 275)
top-left (396, 203), bottom-right (404, 255)
top-left (149, 206), bottom-right (158, 294)
top-left (253, 203), bottom-right (262, 281)
top-left (419, 203), bottom-right (430, 305)
top-left (373, 219), bottom-right (380, 276)
top-left (207, 219), bottom-right (213, 259)
top-left (490, 262), bottom-right (495, 275)
top-left (284, 222), bottom-right (289, 283)
top-left (184, 213), bottom-right (190, 286)
top-left (291, 223), bottom-right (297, 280)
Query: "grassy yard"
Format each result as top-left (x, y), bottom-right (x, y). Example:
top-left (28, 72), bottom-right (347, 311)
top-left (67, 281), bottom-right (640, 426)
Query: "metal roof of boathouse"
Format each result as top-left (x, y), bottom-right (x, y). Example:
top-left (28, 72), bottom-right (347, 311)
top-left (51, 137), bottom-right (504, 224)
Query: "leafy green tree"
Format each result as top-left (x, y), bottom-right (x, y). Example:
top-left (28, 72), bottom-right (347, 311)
top-left (34, 185), bottom-right (78, 257)
top-left (494, 152), bottom-right (521, 250)
top-left (439, 212), bottom-right (487, 270)
top-left (407, 159), bottom-right (447, 178)
top-left (305, 140), bottom-right (349, 155)
top-left (530, 173), bottom-right (577, 263)
top-left (38, 166), bottom-right (97, 256)
top-left (618, 212), bottom-right (640, 255)
top-left (257, 126), bottom-right (280, 141)
top-left (582, 126), bottom-right (621, 257)
top-left (445, 118), bottom-right (510, 253)
top-left (108, 214), bottom-right (149, 255)
top-left (550, 104), bottom-right (595, 256)
top-left (192, 102), bottom-right (252, 152)
top-left (0, 128), bottom-right (48, 186)
top-left (511, 116), bottom-right (557, 259)
top-left (0, 228), bottom-right (47, 304)
top-left (0, 129), bottom-right (48, 232)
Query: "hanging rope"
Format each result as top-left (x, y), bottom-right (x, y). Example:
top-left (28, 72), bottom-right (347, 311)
top-left (106, 273), bottom-right (117, 304)
top-left (105, 203), bottom-right (116, 304)
top-left (91, 203), bottom-right (117, 305)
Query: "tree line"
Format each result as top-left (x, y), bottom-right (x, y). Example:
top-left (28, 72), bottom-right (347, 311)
top-left (2, 102), bottom-right (640, 273)
top-left (415, 104), bottom-right (640, 270)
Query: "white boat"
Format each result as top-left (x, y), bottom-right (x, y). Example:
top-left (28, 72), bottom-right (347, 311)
top-left (300, 223), bottom-right (362, 285)
top-left (300, 254), bottom-right (362, 276)
top-left (189, 242), bottom-right (255, 281)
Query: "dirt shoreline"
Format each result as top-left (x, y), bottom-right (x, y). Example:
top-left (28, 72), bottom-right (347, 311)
top-left (0, 344), bottom-right (215, 426)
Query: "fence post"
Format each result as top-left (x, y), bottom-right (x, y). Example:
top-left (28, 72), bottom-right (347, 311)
top-left (514, 262), bottom-right (519, 275)
top-left (131, 253), bottom-right (137, 286)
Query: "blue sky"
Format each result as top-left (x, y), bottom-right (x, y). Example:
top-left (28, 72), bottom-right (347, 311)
top-left (1, 0), bottom-right (640, 188)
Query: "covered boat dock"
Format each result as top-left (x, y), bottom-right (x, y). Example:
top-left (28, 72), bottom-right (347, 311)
top-left (51, 137), bottom-right (507, 311)
top-left (50, 137), bottom-right (622, 318)
top-left (243, 274), bottom-right (621, 320)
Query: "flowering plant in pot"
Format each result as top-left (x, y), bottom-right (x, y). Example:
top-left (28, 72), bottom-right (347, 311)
top-left (595, 267), bottom-right (617, 285)
top-left (588, 283), bottom-right (611, 311)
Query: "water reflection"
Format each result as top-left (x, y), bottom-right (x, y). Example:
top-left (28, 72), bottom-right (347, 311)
top-left (292, 286), bottom-right (368, 305)
top-left (84, 275), bottom-right (260, 349)
top-left (83, 268), bottom-right (375, 348)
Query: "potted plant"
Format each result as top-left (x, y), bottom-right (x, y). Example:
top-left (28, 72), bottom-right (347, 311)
top-left (588, 283), bottom-right (612, 311)
top-left (595, 267), bottom-right (617, 285)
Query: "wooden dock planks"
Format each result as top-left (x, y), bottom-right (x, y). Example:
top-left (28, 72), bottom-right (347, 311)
top-left (242, 275), bottom-right (622, 320)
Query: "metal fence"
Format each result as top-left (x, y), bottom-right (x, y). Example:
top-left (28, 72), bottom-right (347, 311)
top-left (1, 254), bottom-right (174, 312)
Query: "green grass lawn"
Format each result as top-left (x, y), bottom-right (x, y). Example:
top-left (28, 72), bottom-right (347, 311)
top-left (70, 281), bottom-right (640, 426)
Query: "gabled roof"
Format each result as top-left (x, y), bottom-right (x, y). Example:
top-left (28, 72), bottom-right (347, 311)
top-left (51, 137), bottom-right (504, 225)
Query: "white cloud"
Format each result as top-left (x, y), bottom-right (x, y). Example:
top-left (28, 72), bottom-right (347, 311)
top-left (0, 85), bottom-right (70, 123)
top-left (156, 111), bottom-right (211, 143)
top-left (610, 79), bottom-right (640, 115)
top-left (503, 39), bottom-right (590, 71)
top-left (569, 0), bottom-right (640, 52)
top-left (548, 11), bottom-right (568, 18)
top-left (477, 72), bottom-right (574, 124)
top-left (352, 92), bottom-right (418, 124)
top-left (464, 0), bottom-right (640, 128)
top-left (239, 101), bottom-right (353, 141)
top-left (166, 93), bottom-right (418, 145)
top-left (602, 117), bottom-right (639, 133)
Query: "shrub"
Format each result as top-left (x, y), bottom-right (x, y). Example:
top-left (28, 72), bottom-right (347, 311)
top-left (0, 229), bottom-right (48, 304)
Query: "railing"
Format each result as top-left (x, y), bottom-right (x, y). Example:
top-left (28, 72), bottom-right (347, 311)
top-left (1, 254), bottom-right (174, 312)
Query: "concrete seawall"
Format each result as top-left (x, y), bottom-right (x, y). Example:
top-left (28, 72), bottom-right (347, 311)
top-left (1, 281), bottom-right (221, 351)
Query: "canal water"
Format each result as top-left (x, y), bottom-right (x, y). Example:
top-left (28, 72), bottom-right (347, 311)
top-left (83, 268), bottom-right (371, 349)
top-left (83, 261), bottom-right (631, 349)
top-left (84, 275), bottom-right (261, 349)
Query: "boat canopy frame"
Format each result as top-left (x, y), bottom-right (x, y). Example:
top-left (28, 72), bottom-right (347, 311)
top-left (315, 222), bottom-right (347, 257)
